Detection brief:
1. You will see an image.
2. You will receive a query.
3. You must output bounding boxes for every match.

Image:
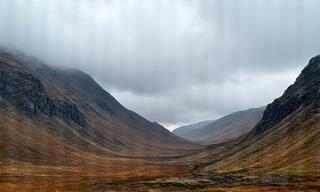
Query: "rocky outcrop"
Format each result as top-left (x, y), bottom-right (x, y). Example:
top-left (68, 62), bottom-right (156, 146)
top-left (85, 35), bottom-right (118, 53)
top-left (0, 54), bottom-right (86, 126)
top-left (95, 99), bottom-right (115, 115)
top-left (251, 55), bottom-right (320, 135)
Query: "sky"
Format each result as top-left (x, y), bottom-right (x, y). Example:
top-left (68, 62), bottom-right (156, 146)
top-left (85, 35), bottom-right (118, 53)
top-left (1, 0), bottom-right (320, 130)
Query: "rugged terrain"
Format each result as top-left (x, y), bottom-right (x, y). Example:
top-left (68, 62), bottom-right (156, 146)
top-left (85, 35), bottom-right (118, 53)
top-left (0, 49), bottom-right (200, 190)
top-left (0, 49), bottom-right (199, 158)
top-left (1, 49), bottom-right (319, 191)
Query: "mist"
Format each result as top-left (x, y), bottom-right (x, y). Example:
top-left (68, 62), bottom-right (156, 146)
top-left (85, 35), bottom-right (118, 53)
top-left (1, 0), bottom-right (320, 129)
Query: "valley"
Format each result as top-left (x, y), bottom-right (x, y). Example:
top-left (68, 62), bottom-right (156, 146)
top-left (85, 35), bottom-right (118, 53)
top-left (0, 49), bottom-right (319, 191)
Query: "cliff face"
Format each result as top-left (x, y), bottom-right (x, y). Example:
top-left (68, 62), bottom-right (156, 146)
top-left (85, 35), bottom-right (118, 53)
top-left (251, 55), bottom-right (320, 136)
top-left (0, 55), bottom-right (86, 126)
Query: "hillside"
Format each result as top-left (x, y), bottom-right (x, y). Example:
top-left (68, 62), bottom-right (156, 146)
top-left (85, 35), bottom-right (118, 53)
top-left (203, 55), bottom-right (320, 178)
top-left (155, 55), bottom-right (319, 191)
top-left (0, 49), bottom-right (200, 162)
top-left (173, 107), bottom-right (265, 144)
top-left (172, 119), bottom-right (215, 138)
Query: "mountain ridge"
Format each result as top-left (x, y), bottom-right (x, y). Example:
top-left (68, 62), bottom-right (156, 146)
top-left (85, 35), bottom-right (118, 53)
top-left (173, 107), bottom-right (265, 144)
top-left (172, 119), bottom-right (215, 137)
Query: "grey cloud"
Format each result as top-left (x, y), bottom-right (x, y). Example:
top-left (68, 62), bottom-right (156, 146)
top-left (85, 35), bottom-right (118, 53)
top-left (111, 69), bottom-right (300, 126)
top-left (0, 0), bottom-right (319, 127)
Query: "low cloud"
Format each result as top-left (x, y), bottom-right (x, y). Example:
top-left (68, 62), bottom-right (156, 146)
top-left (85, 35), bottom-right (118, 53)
top-left (1, 0), bottom-right (319, 129)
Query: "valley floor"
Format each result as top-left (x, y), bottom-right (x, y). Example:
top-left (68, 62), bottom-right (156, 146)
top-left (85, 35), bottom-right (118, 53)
top-left (1, 159), bottom-right (319, 192)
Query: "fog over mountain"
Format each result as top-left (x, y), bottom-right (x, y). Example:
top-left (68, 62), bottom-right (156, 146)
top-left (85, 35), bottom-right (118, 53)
top-left (1, 0), bottom-right (320, 129)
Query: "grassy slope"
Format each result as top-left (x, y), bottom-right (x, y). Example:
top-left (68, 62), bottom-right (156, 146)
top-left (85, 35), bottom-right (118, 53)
top-left (204, 109), bottom-right (320, 177)
top-left (0, 109), bottom-right (193, 191)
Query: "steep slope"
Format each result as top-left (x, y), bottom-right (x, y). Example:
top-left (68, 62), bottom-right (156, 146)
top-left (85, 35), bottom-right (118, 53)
top-left (204, 55), bottom-right (320, 177)
top-left (0, 49), bottom-right (199, 191)
top-left (173, 107), bottom-right (265, 144)
top-left (0, 49), bottom-right (199, 162)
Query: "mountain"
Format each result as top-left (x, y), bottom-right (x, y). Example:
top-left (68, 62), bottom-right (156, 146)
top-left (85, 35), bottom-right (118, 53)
top-left (0, 49), bottom-right (204, 191)
top-left (1, 49), bottom-right (319, 191)
top-left (172, 119), bottom-right (215, 138)
top-left (203, 55), bottom-right (320, 178)
top-left (173, 107), bottom-right (265, 144)
top-left (0, 49), bottom-right (199, 164)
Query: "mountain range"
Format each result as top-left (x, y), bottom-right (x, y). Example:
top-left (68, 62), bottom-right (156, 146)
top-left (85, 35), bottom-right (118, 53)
top-left (0, 48), bottom-right (319, 191)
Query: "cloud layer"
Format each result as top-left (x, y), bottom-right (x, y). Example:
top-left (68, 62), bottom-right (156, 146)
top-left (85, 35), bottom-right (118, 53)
top-left (1, 0), bottom-right (320, 129)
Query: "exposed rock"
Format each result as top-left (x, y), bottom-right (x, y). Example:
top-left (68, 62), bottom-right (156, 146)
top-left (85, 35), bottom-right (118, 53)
top-left (0, 54), bottom-right (86, 126)
top-left (95, 99), bottom-right (115, 115)
top-left (251, 55), bottom-right (320, 135)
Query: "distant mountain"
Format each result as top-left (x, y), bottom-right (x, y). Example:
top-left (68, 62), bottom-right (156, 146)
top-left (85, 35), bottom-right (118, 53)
top-left (173, 107), bottom-right (265, 144)
top-left (0, 49), bottom-right (199, 166)
top-left (172, 119), bottom-right (215, 138)
top-left (204, 55), bottom-right (320, 177)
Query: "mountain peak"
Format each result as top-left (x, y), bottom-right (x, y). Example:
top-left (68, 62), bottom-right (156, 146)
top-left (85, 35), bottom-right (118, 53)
top-left (249, 55), bottom-right (320, 136)
top-left (295, 55), bottom-right (320, 83)
top-left (309, 55), bottom-right (320, 65)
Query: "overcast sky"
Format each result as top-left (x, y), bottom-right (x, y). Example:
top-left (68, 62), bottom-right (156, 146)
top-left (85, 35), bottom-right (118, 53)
top-left (1, 0), bottom-right (320, 130)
